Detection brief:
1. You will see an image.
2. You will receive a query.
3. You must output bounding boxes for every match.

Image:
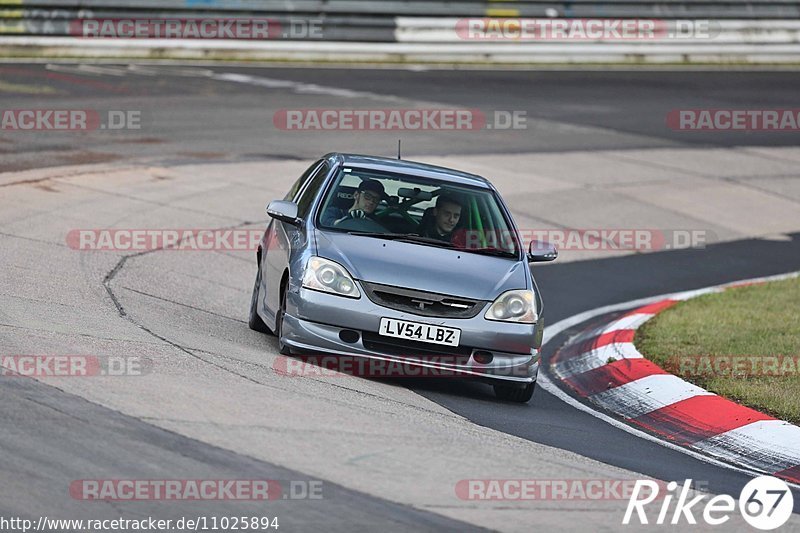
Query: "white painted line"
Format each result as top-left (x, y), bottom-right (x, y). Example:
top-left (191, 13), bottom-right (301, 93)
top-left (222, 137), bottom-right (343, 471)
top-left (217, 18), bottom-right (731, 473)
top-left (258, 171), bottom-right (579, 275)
top-left (538, 372), bottom-right (780, 483)
top-left (543, 297), bottom-right (661, 347)
top-left (44, 62), bottom-right (413, 104)
top-left (603, 312), bottom-right (657, 332)
top-left (45, 63), bottom-right (129, 77)
top-left (671, 287), bottom-right (723, 301)
top-left (128, 64), bottom-right (216, 77)
top-left (540, 270), bottom-right (800, 486)
top-left (588, 374), bottom-right (713, 419)
top-left (560, 311), bottom-right (654, 349)
top-left (209, 71), bottom-right (404, 102)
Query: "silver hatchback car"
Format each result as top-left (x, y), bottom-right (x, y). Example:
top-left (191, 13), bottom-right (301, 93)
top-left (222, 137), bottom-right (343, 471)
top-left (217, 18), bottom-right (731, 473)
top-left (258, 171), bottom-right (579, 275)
top-left (248, 153), bottom-right (556, 402)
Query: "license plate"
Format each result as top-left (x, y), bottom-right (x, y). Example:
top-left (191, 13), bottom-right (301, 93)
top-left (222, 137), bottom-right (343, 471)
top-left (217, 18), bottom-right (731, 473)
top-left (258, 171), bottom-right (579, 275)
top-left (378, 318), bottom-right (461, 347)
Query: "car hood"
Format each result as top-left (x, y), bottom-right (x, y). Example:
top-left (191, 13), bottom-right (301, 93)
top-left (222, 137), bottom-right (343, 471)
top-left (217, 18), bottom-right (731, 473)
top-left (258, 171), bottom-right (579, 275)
top-left (315, 230), bottom-right (527, 301)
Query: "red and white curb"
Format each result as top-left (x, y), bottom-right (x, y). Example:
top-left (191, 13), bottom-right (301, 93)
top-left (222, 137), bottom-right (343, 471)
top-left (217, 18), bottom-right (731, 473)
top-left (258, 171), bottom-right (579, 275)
top-left (543, 271), bottom-right (800, 485)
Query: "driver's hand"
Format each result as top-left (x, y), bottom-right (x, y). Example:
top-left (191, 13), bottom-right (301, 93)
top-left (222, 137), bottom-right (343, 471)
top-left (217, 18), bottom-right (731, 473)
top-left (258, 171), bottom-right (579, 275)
top-left (349, 209), bottom-right (366, 219)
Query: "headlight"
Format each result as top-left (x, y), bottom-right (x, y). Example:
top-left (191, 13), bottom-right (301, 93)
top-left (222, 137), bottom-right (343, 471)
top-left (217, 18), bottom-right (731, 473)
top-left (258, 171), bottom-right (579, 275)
top-left (302, 256), bottom-right (361, 298)
top-left (484, 290), bottom-right (537, 323)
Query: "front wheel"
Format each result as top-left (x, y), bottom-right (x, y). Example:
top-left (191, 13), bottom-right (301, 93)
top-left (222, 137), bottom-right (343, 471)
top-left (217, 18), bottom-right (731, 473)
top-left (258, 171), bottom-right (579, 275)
top-left (276, 282), bottom-right (292, 355)
top-left (494, 381), bottom-right (535, 403)
top-left (248, 265), bottom-right (273, 334)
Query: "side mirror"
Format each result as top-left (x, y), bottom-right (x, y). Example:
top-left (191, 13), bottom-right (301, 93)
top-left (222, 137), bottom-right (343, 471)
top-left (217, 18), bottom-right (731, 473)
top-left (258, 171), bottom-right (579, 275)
top-left (266, 200), bottom-right (301, 225)
top-left (527, 240), bottom-right (558, 262)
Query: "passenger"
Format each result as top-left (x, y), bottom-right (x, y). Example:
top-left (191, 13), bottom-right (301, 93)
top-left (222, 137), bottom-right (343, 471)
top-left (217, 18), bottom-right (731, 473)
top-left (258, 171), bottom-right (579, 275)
top-left (321, 179), bottom-right (385, 226)
top-left (420, 194), bottom-right (462, 242)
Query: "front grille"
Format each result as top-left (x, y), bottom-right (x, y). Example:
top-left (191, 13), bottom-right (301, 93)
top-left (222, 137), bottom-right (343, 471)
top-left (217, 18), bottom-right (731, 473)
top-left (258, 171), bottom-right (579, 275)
top-left (361, 331), bottom-right (473, 361)
top-left (361, 281), bottom-right (485, 318)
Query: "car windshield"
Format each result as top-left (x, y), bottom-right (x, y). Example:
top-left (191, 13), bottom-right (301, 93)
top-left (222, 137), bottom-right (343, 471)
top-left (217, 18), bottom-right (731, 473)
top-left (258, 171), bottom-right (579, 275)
top-left (316, 166), bottom-right (520, 257)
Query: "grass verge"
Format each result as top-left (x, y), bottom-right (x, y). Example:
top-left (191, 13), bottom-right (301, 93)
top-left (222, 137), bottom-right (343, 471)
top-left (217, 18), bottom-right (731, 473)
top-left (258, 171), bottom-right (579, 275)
top-left (635, 276), bottom-right (800, 424)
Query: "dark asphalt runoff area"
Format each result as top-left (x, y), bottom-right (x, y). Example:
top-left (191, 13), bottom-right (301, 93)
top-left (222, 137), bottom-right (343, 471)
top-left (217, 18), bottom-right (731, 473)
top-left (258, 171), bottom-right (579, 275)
top-left (2, 62), bottom-right (799, 524)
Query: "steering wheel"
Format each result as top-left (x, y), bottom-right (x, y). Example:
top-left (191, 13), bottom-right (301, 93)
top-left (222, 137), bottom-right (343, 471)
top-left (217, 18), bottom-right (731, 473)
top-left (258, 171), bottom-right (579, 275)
top-left (333, 216), bottom-right (389, 233)
top-left (375, 204), bottom-right (418, 226)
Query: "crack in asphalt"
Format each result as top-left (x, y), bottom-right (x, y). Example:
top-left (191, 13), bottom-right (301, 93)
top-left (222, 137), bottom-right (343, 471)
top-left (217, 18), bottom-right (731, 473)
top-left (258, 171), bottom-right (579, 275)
top-left (98, 221), bottom-right (294, 394)
top-left (0, 230), bottom-right (68, 248)
top-left (99, 221), bottom-right (468, 420)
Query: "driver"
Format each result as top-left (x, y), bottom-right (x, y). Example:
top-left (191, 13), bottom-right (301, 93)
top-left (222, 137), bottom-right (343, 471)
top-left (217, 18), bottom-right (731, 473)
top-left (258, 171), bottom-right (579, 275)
top-left (321, 179), bottom-right (385, 226)
top-left (420, 194), bottom-right (462, 242)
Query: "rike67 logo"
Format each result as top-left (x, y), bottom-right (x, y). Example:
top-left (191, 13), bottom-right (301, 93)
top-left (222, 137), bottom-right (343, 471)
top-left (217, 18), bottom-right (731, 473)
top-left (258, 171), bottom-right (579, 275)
top-left (624, 477), bottom-right (794, 530)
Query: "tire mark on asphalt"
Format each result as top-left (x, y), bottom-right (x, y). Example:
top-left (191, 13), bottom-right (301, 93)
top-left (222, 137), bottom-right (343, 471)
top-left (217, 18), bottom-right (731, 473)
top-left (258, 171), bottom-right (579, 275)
top-left (62, 180), bottom-right (247, 224)
top-left (0, 322), bottom-right (164, 346)
top-left (609, 148), bottom-right (800, 206)
top-left (120, 286), bottom-right (247, 324)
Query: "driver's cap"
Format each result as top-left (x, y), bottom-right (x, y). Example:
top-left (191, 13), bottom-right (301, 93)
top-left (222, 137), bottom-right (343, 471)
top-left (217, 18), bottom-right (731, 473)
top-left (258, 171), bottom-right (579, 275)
top-left (357, 179), bottom-right (385, 196)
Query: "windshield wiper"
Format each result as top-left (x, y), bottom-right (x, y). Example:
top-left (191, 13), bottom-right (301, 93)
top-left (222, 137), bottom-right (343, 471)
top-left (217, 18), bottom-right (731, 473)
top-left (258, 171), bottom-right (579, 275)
top-left (462, 247), bottom-right (518, 258)
top-left (347, 232), bottom-right (455, 248)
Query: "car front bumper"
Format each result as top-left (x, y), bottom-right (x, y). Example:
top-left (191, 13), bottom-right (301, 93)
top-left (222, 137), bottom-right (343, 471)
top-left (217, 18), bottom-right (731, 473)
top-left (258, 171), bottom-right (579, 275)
top-left (280, 286), bottom-right (540, 384)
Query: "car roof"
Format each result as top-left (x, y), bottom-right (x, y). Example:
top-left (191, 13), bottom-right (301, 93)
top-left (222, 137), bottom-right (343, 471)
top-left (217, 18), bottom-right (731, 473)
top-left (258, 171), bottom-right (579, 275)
top-left (326, 153), bottom-right (492, 189)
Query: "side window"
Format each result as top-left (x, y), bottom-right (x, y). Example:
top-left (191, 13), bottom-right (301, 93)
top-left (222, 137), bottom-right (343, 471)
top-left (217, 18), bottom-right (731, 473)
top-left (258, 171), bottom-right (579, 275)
top-left (295, 162), bottom-right (331, 218)
top-left (284, 159), bottom-right (323, 202)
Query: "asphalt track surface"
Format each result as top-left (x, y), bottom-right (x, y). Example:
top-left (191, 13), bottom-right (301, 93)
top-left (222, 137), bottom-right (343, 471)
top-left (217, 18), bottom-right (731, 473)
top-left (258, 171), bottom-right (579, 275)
top-left (3, 64), bottom-right (800, 173)
top-left (2, 63), bottom-right (800, 527)
top-left (0, 378), bottom-right (477, 532)
top-left (416, 234), bottom-right (800, 507)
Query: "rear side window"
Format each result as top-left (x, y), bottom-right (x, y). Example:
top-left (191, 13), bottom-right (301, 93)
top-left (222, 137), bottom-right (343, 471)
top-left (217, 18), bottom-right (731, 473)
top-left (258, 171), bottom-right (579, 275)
top-left (295, 162), bottom-right (331, 218)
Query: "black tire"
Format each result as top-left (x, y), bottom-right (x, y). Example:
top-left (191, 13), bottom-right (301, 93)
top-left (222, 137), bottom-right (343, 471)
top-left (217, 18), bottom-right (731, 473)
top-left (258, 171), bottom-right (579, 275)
top-left (276, 281), bottom-right (292, 355)
top-left (248, 265), bottom-right (273, 334)
top-left (493, 381), bottom-right (535, 403)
